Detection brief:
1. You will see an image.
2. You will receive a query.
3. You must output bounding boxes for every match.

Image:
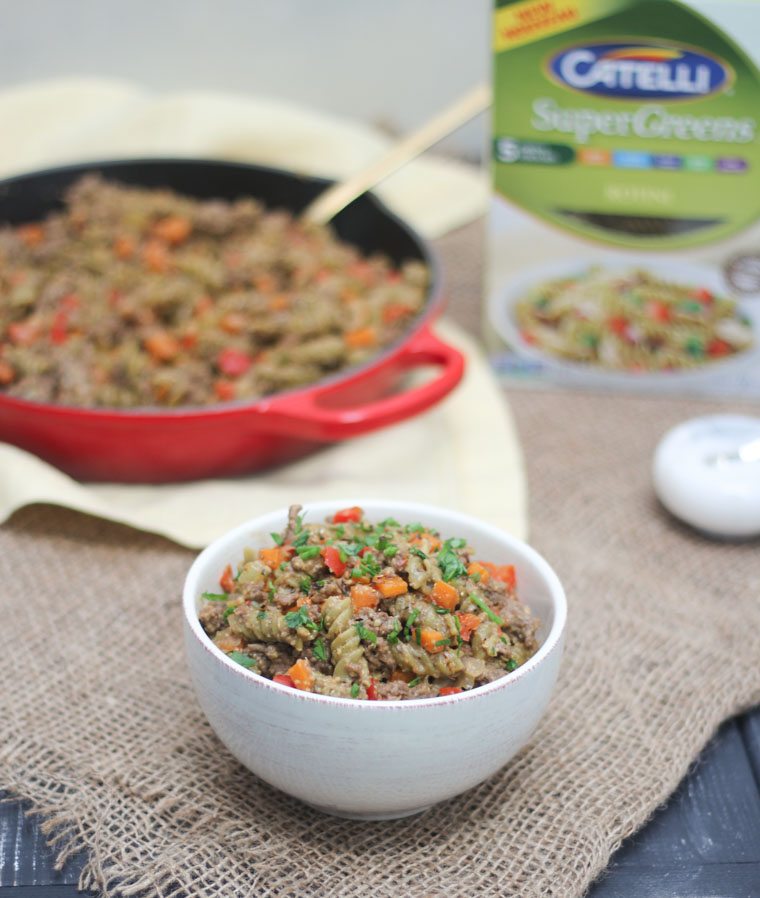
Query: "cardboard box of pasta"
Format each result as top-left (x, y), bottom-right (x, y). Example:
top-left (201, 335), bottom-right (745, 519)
top-left (486, 0), bottom-right (760, 395)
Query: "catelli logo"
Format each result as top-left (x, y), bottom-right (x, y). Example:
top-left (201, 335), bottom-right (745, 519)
top-left (548, 41), bottom-right (733, 100)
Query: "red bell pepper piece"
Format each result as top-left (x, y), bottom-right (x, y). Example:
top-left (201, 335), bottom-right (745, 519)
top-left (273, 674), bottom-right (296, 688)
top-left (333, 506), bottom-right (363, 523)
top-left (321, 545), bottom-right (346, 577)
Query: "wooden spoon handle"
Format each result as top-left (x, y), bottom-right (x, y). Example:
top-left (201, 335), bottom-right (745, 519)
top-left (301, 83), bottom-right (491, 226)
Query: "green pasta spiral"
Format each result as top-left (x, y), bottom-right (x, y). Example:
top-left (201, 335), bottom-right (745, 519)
top-left (322, 596), bottom-right (369, 682)
top-left (390, 641), bottom-right (464, 678)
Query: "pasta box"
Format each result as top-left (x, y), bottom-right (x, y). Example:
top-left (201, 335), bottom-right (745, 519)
top-left (485, 0), bottom-right (760, 395)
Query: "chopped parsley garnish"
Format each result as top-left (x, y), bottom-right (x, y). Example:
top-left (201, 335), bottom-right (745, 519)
top-left (414, 627), bottom-right (422, 646)
top-left (267, 583), bottom-right (276, 599)
top-left (279, 562), bottom-right (288, 570)
top-left (270, 531), bottom-right (284, 546)
top-left (223, 606), bottom-right (235, 619)
top-left (434, 606), bottom-right (449, 615)
top-left (405, 522), bottom-right (425, 533)
top-left (350, 567), bottom-right (363, 579)
top-left (344, 541), bottom-right (363, 556)
top-left (257, 610), bottom-right (267, 619)
top-left (284, 607), bottom-right (318, 631)
top-left (410, 547), bottom-right (427, 560)
top-left (407, 677), bottom-right (421, 688)
top-left (435, 637), bottom-right (451, 647)
top-left (469, 593), bottom-right (505, 627)
top-left (505, 659), bottom-right (518, 672)
top-left (296, 545), bottom-right (320, 560)
top-left (355, 623), bottom-right (377, 645)
top-left (313, 637), bottom-right (329, 662)
top-left (378, 517), bottom-right (400, 529)
top-left (292, 530), bottom-right (309, 548)
top-left (350, 683), bottom-right (360, 698)
top-left (387, 621), bottom-right (402, 645)
top-left (201, 592), bottom-right (229, 602)
top-left (299, 576), bottom-right (312, 594)
top-left (383, 546), bottom-right (398, 558)
top-left (334, 524), bottom-right (345, 538)
top-left (437, 539), bottom-right (468, 582)
top-left (315, 580), bottom-right (325, 588)
top-left (228, 651), bottom-right (256, 670)
top-left (359, 555), bottom-right (381, 578)
top-left (403, 608), bottom-right (420, 641)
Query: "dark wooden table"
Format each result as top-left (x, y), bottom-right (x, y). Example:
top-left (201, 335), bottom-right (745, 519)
top-left (3, 707), bottom-right (760, 897)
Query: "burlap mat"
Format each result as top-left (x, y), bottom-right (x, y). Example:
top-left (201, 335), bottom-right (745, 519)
top-left (2, 224), bottom-right (760, 898)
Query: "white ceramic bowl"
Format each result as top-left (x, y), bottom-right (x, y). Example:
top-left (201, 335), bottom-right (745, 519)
top-left (182, 500), bottom-right (567, 820)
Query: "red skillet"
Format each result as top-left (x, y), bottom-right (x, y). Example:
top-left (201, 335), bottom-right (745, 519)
top-left (0, 159), bottom-right (464, 482)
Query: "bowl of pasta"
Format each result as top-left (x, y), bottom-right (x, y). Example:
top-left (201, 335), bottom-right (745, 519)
top-left (183, 499), bottom-right (566, 819)
top-left (488, 257), bottom-right (759, 391)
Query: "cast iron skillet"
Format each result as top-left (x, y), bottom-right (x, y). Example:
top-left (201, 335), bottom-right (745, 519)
top-left (0, 159), bottom-right (464, 482)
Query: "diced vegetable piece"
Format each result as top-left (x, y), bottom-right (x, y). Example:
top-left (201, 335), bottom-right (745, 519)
top-left (0, 361), bottom-right (15, 385)
top-left (691, 287), bottom-right (713, 304)
top-left (273, 674), bottom-right (296, 688)
top-left (214, 379), bottom-right (236, 402)
top-left (333, 506), bottom-right (363, 523)
top-left (152, 215), bottom-right (192, 246)
top-left (218, 347), bottom-right (253, 377)
top-left (219, 564), bottom-right (236, 593)
top-left (481, 562), bottom-right (516, 590)
top-left (215, 633), bottom-right (245, 653)
top-left (409, 532), bottom-right (442, 551)
top-left (8, 320), bottom-right (41, 346)
top-left (467, 562), bottom-right (490, 583)
top-left (366, 679), bottom-right (378, 700)
top-left (220, 312), bottom-right (246, 335)
top-left (456, 612), bottom-right (481, 643)
top-left (287, 659), bottom-right (315, 691)
top-left (344, 327), bottom-right (376, 349)
top-left (438, 686), bottom-right (462, 697)
top-left (142, 239), bottom-right (170, 273)
top-left (144, 331), bottom-right (181, 362)
top-left (420, 628), bottom-right (446, 654)
top-left (350, 584), bottom-right (380, 612)
top-left (113, 235), bottom-right (136, 259)
top-left (390, 670), bottom-right (412, 683)
top-left (646, 301), bottom-right (671, 323)
top-left (373, 574), bottom-right (408, 598)
top-left (708, 338), bottom-right (732, 357)
top-left (51, 310), bottom-right (71, 345)
top-left (194, 295), bottom-right (214, 316)
top-left (382, 303), bottom-right (413, 324)
top-left (259, 546), bottom-right (290, 568)
top-left (18, 224), bottom-right (44, 247)
top-left (322, 545), bottom-right (347, 577)
top-left (607, 316), bottom-right (628, 335)
top-left (430, 580), bottom-right (459, 611)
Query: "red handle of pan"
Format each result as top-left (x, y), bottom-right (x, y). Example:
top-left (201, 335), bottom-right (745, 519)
top-left (258, 325), bottom-right (465, 441)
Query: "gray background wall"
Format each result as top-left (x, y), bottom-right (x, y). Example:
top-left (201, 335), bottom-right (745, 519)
top-left (0, 0), bottom-right (490, 158)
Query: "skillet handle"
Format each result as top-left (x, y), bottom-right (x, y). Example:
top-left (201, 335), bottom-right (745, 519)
top-left (259, 325), bottom-right (465, 441)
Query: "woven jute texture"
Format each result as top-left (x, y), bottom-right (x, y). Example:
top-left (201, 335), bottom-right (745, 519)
top-left (2, 224), bottom-right (760, 898)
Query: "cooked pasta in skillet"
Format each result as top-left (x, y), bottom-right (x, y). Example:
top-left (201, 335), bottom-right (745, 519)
top-left (0, 176), bottom-right (427, 407)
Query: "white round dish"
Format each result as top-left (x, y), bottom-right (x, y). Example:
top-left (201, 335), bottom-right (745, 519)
top-left (488, 256), bottom-right (760, 392)
top-left (183, 499), bottom-right (567, 820)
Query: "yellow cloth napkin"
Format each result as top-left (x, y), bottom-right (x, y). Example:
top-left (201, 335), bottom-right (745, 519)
top-left (0, 323), bottom-right (525, 546)
top-left (0, 79), bottom-right (523, 545)
top-left (0, 78), bottom-right (487, 239)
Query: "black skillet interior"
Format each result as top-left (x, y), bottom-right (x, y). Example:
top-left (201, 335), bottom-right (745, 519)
top-left (0, 158), bottom-right (439, 283)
